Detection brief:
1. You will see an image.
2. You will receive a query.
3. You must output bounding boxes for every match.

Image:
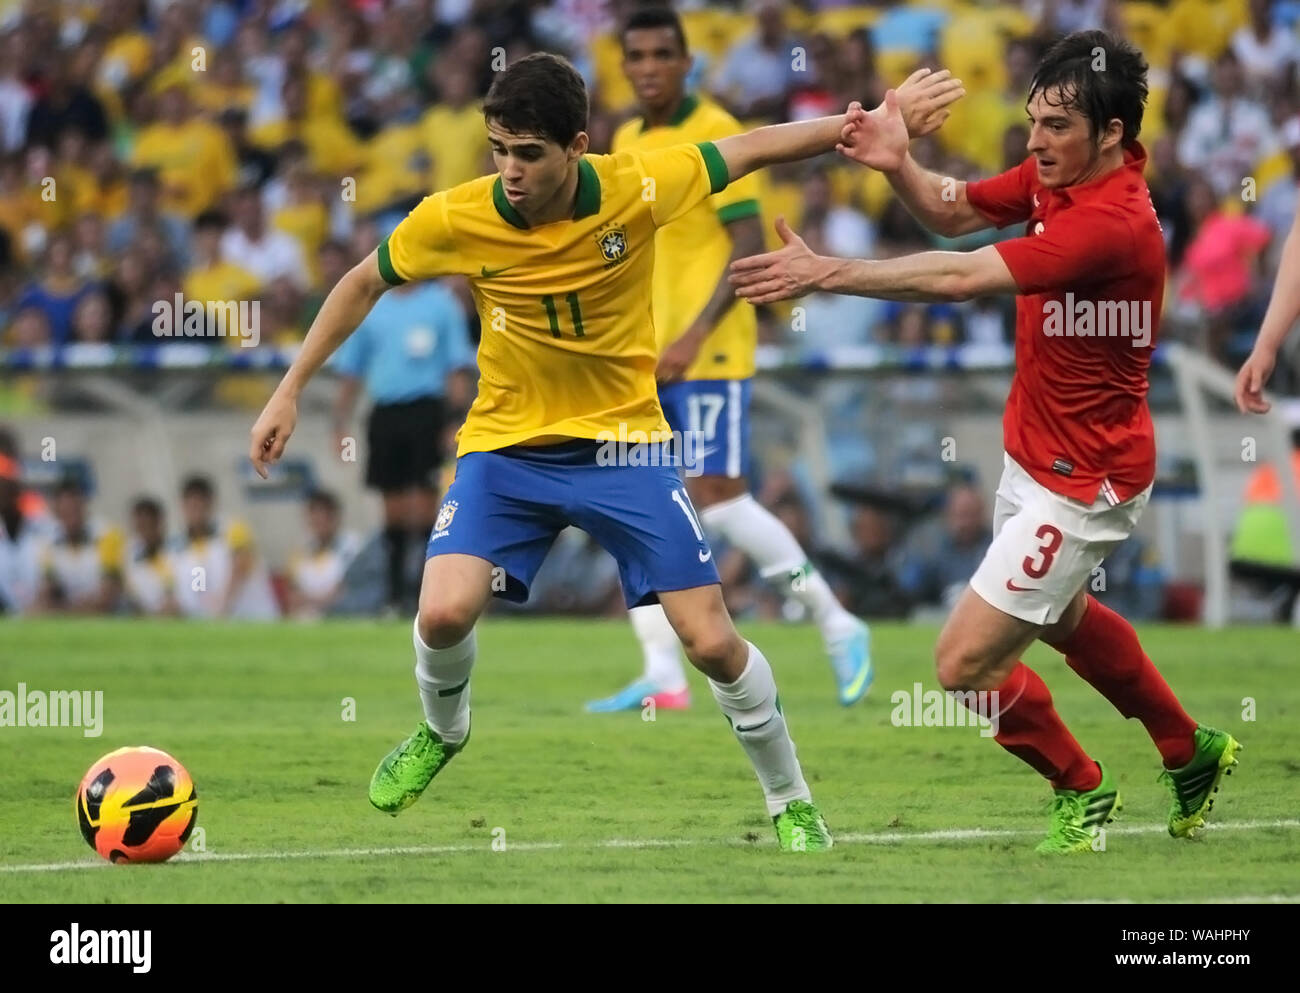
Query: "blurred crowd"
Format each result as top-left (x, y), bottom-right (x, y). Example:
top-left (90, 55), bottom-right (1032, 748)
top-left (2, 0), bottom-right (1298, 622)
top-left (0, 0), bottom-right (1295, 372)
top-left (0, 420), bottom-right (1170, 620)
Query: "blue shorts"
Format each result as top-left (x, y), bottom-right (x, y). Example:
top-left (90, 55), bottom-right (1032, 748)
top-left (426, 440), bottom-right (720, 608)
top-left (658, 378), bottom-right (751, 479)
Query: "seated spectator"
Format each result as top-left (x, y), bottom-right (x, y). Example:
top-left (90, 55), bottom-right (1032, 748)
top-left (1173, 177), bottom-right (1272, 360)
top-left (171, 474), bottom-right (280, 620)
top-left (221, 185), bottom-right (308, 290)
top-left (105, 168), bottom-right (189, 264)
top-left (0, 452), bottom-right (55, 615)
top-left (898, 482), bottom-right (992, 612)
top-left (1177, 51), bottom-right (1278, 198)
top-left (711, 0), bottom-right (801, 121)
top-left (35, 476), bottom-right (120, 614)
top-left (68, 290), bottom-right (115, 344)
top-left (822, 504), bottom-right (912, 620)
top-left (122, 496), bottom-right (180, 617)
top-left (286, 489), bottom-right (361, 620)
top-left (14, 232), bottom-right (96, 345)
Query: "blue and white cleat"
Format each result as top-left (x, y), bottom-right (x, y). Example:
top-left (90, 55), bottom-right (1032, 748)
top-left (585, 679), bottom-right (691, 713)
top-left (828, 622), bottom-right (873, 706)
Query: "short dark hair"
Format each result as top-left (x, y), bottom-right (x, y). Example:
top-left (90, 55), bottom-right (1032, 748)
top-left (131, 496), bottom-right (163, 519)
top-left (483, 52), bottom-right (588, 147)
top-left (194, 209), bottom-right (227, 232)
top-left (621, 6), bottom-right (688, 55)
top-left (306, 488), bottom-right (339, 513)
top-left (181, 475), bottom-right (213, 500)
top-left (54, 475), bottom-right (85, 498)
top-left (1027, 30), bottom-right (1148, 146)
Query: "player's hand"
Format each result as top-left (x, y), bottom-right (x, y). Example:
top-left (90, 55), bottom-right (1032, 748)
top-left (729, 218), bottom-right (826, 305)
top-left (249, 391), bottom-right (298, 479)
top-left (836, 91), bottom-right (910, 173)
top-left (657, 327), bottom-right (705, 384)
top-left (1235, 347), bottom-right (1277, 414)
top-left (894, 68), bottom-right (965, 139)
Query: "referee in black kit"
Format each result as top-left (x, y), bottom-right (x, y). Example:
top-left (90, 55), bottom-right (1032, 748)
top-left (332, 277), bottom-right (475, 612)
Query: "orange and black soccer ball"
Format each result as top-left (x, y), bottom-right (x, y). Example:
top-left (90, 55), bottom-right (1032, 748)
top-left (75, 746), bottom-right (198, 864)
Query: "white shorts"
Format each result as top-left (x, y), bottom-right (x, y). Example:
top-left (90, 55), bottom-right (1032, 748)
top-left (969, 455), bottom-right (1151, 626)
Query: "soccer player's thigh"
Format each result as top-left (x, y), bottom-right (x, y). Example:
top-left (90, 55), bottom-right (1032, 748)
top-left (661, 378), bottom-right (750, 507)
top-left (418, 451), bottom-right (562, 646)
top-left (569, 459), bottom-right (742, 679)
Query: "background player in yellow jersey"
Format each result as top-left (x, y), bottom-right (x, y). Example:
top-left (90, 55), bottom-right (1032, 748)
top-left (248, 53), bottom-right (961, 850)
top-left (589, 7), bottom-right (871, 714)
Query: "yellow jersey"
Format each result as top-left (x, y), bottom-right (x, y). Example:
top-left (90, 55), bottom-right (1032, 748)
top-left (381, 141), bottom-right (731, 457)
top-left (612, 95), bottom-right (761, 381)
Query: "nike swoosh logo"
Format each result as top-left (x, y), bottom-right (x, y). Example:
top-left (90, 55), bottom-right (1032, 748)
top-left (699, 549), bottom-right (713, 563)
top-left (1005, 579), bottom-right (1037, 592)
top-left (480, 264), bottom-right (517, 277)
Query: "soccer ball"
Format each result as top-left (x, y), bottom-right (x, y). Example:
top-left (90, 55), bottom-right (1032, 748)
top-left (75, 746), bottom-right (198, 864)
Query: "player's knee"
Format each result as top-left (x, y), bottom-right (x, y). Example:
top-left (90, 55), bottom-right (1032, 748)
top-left (934, 640), bottom-right (981, 692)
top-left (417, 598), bottom-right (477, 648)
top-left (681, 627), bottom-right (742, 678)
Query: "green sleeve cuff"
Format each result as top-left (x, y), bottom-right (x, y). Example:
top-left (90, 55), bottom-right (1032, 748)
top-left (696, 141), bottom-right (729, 195)
top-left (715, 199), bottom-right (760, 224)
top-left (377, 237), bottom-right (406, 286)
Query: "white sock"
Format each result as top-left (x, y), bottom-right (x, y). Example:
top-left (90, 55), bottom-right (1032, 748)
top-left (699, 494), bottom-right (861, 645)
top-left (413, 619), bottom-right (473, 746)
top-left (629, 603), bottom-right (687, 691)
top-left (708, 641), bottom-right (810, 816)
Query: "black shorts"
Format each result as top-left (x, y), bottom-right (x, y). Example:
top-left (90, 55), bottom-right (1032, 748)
top-left (365, 397), bottom-right (447, 492)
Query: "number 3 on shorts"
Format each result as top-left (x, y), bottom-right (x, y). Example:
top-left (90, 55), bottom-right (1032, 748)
top-left (1022, 524), bottom-right (1063, 579)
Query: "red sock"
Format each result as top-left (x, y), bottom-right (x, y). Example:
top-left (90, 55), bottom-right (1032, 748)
top-left (967, 662), bottom-right (1100, 792)
top-left (1053, 595), bottom-right (1197, 768)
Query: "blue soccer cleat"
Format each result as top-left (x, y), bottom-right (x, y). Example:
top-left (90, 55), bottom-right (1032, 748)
top-left (827, 622), bottom-right (873, 706)
top-left (585, 679), bottom-right (691, 713)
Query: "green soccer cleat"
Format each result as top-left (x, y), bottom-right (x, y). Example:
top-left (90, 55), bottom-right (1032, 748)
top-left (1035, 761), bottom-right (1122, 854)
top-left (368, 720), bottom-right (469, 815)
top-left (772, 799), bottom-right (834, 852)
top-left (1159, 725), bottom-right (1242, 839)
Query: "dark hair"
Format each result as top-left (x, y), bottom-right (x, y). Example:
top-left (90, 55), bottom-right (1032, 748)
top-left (1027, 30), bottom-right (1148, 146)
top-left (181, 475), bottom-right (213, 500)
top-left (131, 496), bottom-right (163, 519)
top-left (54, 475), bottom-right (85, 498)
top-left (306, 488), bottom-right (339, 513)
top-left (621, 6), bottom-right (688, 56)
top-left (194, 209), bottom-right (227, 232)
top-left (483, 52), bottom-right (588, 147)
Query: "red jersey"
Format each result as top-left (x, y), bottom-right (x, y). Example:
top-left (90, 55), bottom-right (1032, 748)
top-left (966, 144), bottom-right (1165, 505)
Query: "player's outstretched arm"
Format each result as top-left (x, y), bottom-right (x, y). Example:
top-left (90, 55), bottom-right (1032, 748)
top-left (838, 93), bottom-right (989, 238)
top-left (713, 70), bottom-right (964, 182)
top-left (249, 248), bottom-right (391, 478)
top-left (729, 219), bottom-right (1016, 304)
top-left (1236, 204), bottom-right (1300, 413)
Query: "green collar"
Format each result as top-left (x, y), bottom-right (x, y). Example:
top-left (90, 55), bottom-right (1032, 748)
top-left (640, 92), bottom-right (699, 133)
top-left (492, 158), bottom-right (601, 229)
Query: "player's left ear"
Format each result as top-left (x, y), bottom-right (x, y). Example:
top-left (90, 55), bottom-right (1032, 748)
top-left (568, 131), bottom-right (590, 161)
top-left (1097, 117), bottom-right (1124, 155)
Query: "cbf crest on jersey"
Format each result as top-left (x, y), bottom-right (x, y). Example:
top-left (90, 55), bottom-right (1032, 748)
top-left (596, 224), bottom-right (629, 267)
top-left (435, 500), bottom-right (459, 533)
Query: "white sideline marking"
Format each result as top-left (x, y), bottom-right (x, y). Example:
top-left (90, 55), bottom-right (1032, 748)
top-left (3, 818), bottom-right (1297, 875)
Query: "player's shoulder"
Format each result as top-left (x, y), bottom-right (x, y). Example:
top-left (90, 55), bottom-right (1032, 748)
top-left (611, 115), bottom-right (642, 152)
top-left (441, 173), bottom-right (497, 208)
top-left (689, 96), bottom-right (744, 139)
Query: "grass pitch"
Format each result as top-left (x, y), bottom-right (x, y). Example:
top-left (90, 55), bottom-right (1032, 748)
top-left (2, 619), bottom-right (1295, 903)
